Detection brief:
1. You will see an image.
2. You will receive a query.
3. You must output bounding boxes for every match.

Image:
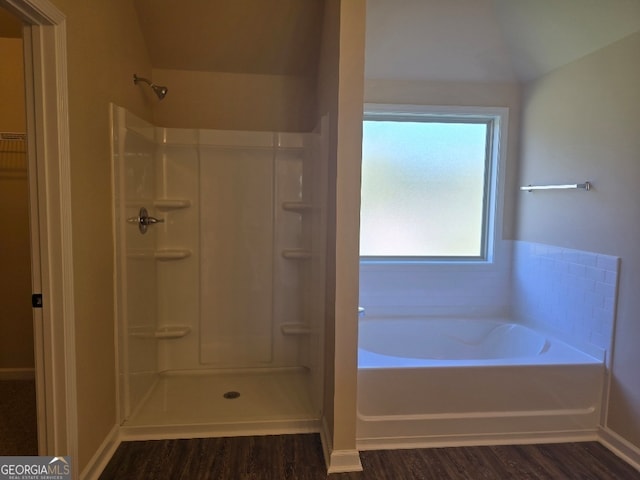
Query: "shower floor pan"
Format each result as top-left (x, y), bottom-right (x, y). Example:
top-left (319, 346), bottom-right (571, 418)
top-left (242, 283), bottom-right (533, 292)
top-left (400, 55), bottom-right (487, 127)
top-left (121, 367), bottom-right (320, 440)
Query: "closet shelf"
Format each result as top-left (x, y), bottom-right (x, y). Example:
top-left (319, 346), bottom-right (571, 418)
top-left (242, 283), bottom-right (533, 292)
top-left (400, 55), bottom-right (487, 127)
top-left (282, 201), bottom-right (313, 213)
top-left (281, 249), bottom-right (311, 260)
top-left (154, 198), bottom-right (191, 210)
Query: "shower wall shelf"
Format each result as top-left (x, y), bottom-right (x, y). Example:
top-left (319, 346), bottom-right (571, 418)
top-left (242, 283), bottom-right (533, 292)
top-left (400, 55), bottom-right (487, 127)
top-left (127, 249), bottom-right (191, 260)
top-left (282, 201), bottom-right (313, 213)
top-left (127, 250), bottom-right (191, 260)
top-left (154, 249), bottom-right (191, 260)
top-left (153, 198), bottom-right (191, 210)
top-left (127, 250), bottom-right (155, 260)
top-left (280, 323), bottom-right (312, 335)
top-left (281, 249), bottom-right (311, 260)
top-left (131, 325), bottom-right (191, 339)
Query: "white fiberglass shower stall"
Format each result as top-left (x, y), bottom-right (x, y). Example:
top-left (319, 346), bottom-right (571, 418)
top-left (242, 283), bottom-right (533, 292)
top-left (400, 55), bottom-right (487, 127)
top-left (111, 104), bottom-right (327, 438)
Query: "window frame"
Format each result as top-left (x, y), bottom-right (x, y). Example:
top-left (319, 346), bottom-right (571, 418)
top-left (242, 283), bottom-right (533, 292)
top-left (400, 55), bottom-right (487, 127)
top-left (360, 104), bottom-right (509, 265)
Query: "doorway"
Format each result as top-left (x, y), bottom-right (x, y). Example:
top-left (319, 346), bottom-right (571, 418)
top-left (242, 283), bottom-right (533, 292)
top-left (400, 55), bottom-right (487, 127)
top-left (0, 0), bottom-right (77, 464)
top-left (0, 6), bottom-right (37, 456)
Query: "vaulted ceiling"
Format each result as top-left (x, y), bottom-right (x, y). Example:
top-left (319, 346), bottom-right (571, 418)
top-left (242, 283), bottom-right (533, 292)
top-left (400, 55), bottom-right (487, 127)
top-left (491, 0), bottom-right (640, 81)
top-left (364, 0), bottom-right (640, 82)
top-left (135, 0), bottom-right (640, 83)
top-left (133, 0), bottom-right (323, 77)
top-left (3, 1), bottom-right (640, 83)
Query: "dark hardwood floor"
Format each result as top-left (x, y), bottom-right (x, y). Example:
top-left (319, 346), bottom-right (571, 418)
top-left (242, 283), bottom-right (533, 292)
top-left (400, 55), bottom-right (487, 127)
top-left (99, 434), bottom-right (640, 479)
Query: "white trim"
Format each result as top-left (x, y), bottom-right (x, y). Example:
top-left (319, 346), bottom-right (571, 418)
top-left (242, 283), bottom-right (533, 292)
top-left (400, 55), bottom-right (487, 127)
top-left (0, 0), bottom-right (78, 469)
top-left (320, 415), bottom-right (363, 474)
top-left (326, 449), bottom-right (363, 474)
top-left (361, 103), bottom-right (509, 264)
top-left (1, 0), bottom-right (63, 23)
top-left (79, 425), bottom-right (121, 480)
top-left (21, 23), bottom-right (47, 455)
top-left (0, 367), bottom-right (36, 380)
top-left (319, 415), bottom-right (332, 471)
top-left (357, 430), bottom-right (598, 451)
top-left (599, 427), bottom-right (640, 472)
top-left (120, 420), bottom-right (320, 442)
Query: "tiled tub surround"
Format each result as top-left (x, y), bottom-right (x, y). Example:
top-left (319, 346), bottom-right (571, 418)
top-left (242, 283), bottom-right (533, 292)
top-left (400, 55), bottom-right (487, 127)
top-left (359, 240), bottom-right (619, 360)
top-left (512, 241), bottom-right (619, 361)
top-left (359, 241), bottom-right (513, 319)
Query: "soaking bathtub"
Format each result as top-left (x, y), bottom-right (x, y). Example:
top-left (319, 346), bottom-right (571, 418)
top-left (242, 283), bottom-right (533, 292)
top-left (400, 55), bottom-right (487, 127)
top-left (357, 317), bottom-right (605, 450)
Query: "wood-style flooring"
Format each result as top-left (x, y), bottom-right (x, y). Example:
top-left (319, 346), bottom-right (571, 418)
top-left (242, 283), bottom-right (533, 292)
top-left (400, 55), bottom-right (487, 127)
top-left (99, 434), bottom-right (640, 480)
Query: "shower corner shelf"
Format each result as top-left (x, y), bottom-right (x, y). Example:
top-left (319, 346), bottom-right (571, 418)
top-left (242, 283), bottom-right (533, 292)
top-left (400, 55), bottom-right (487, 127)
top-left (280, 323), bottom-right (312, 335)
top-left (153, 198), bottom-right (191, 210)
top-left (281, 249), bottom-right (312, 260)
top-left (131, 325), bottom-right (191, 339)
top-left (155, 249), bottom-right (191, 260)
top-left (154, 325), bottom-right (191, 339)
top-left (282, 201), bottom-right (313, 213)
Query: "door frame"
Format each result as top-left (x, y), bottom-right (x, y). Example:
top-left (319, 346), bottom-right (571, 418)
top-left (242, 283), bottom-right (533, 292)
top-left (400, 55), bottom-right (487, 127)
top-left (1, 0), bottom-right (77, 463)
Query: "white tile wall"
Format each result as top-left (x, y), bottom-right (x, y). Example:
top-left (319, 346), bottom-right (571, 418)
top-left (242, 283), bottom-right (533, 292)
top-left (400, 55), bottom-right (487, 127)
top-left (359, 240), bottom-right (513, 318)
top-left (512, 241), bottom-right (619, 360)
top-left (359, 239), bottom-right (619, 361)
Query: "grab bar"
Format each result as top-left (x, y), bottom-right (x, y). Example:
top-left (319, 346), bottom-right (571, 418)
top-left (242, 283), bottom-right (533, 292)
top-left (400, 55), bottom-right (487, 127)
top-left (520, 181), bottom-right (591, 192)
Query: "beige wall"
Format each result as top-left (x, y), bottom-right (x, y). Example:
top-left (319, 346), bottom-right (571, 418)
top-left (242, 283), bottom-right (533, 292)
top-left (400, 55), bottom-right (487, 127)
top-left (46, 0), bottom-right (153, 470)
top-left (332, 0), bottom-right (365, 452)
top-left (0, 38), bottom-right (26, 131)
top-left (0, 36), bottom-right (32, 370)
top-left (317, 0), bottom-right (339, 442)
top-left (0, 8), bottom-right (22, 37)
top-left (516, 32), bottom-right (640, 447)
top-left (318, 0), bottom-right (366, 455)
top-left (364, 79), bottom-right (521, 240)
top-left (151, 69), bottom-right (316, 132)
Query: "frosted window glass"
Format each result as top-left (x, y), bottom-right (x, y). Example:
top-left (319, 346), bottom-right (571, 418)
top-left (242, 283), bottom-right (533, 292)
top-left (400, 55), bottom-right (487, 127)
top-left (360, 120), bottom-right (488, 257)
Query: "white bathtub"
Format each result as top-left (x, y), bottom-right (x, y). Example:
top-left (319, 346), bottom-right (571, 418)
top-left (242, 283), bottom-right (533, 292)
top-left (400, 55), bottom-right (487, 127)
top-left (357, 317), bottom-right (605, 449)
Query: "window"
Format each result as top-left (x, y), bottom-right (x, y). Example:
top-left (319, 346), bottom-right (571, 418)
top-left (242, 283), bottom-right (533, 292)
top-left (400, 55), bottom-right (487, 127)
top-left (360, 104), bottom-right (507, 261)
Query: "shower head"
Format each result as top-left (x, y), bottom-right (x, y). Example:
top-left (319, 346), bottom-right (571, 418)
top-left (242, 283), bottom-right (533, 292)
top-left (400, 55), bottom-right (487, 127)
top-left (133, 74), bottom-right (168, 100)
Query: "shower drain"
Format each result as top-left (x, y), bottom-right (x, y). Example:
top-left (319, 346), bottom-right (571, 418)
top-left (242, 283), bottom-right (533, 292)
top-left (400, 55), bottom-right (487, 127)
top-left (223, 391), bottom-right (241, 399)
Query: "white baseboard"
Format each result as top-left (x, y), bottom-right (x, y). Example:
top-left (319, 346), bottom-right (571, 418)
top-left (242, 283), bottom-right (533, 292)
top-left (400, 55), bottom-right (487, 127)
top-left (320, 416), bottom-right (363, 473)
top-left (0, 367), bottom-right (35, 380)
top-left (80, 424), bottom-right (121, 480)
top-left (599, 427), bottom-right (640, 472)
top-left (326, 449), bottom-right (363, 474)
top-left (357, 430), bottom-right (598, 451)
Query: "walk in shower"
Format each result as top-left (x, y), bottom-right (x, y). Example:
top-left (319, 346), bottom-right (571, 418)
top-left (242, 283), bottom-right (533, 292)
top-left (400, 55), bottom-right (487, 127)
top-left (111, 104), bottom-right (327, 438)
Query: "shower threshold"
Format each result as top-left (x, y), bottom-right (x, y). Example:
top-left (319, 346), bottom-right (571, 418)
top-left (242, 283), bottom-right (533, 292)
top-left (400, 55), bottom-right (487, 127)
top-left (120, 367), bottom-right (320, 440)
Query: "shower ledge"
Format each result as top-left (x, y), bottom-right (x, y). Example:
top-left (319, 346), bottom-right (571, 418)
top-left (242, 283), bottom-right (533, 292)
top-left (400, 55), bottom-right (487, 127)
top-left (154, 198), bottom-right (191, 210)
top-left (155, 249), bottom-right (191, 260)
top-left (127, 249), bottom-right (191, 260)
top-left (131, 325), bottom-right (191, 339)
